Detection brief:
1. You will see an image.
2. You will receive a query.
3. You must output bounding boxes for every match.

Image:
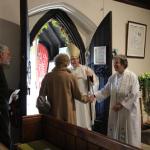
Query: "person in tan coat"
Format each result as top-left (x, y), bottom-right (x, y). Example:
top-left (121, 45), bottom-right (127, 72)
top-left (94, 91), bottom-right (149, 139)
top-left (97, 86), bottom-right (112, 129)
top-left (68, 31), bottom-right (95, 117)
top-left (38, 53), bottom-right (91, 125)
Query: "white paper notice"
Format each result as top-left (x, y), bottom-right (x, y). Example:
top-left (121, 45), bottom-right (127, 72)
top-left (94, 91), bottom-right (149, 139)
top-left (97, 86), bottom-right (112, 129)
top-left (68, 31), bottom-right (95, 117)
top-left (94, 46), bottom-right (106, 65)
top-left (9, 89), bottom-right (20, 104)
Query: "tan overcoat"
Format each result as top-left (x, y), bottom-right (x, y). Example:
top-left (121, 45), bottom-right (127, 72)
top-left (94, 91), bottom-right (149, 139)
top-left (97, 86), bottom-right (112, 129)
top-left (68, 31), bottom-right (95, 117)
top-left (39, 67), bottom-right (88, 125)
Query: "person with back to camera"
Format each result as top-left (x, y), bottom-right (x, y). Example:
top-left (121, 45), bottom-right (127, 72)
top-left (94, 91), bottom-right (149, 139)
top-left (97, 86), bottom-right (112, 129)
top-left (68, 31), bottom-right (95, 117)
top-left (67, 43), bottom-right (99, 130)
top-left (38, 53), bottom-right (93, 125)
top-left (0, 44), bottom-right (12, 150)
top-left (90, 54), bottom-right (141, 148)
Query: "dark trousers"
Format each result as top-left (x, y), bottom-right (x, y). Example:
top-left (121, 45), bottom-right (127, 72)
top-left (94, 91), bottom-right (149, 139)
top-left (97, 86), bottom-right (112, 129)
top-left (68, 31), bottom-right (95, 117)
top-left (0, 104), bottom-right (11, 149)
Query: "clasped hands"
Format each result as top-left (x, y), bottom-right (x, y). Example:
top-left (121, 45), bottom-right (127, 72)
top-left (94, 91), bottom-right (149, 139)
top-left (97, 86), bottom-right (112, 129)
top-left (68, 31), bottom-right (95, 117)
top-left (112, 102), bottom-right (123, 112)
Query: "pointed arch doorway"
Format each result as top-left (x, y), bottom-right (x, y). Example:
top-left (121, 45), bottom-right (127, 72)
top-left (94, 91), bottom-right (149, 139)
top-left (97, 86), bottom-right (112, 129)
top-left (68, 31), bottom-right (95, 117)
top-left (21, 1), bottom-right (112, 134)
top-left (27, 9), bottom-right (86, 115)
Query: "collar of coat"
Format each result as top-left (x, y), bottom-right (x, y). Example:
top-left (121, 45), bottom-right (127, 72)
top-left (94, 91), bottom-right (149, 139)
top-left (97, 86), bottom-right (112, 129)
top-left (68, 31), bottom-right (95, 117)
top-left (52, 67), bottom-right (71, 73)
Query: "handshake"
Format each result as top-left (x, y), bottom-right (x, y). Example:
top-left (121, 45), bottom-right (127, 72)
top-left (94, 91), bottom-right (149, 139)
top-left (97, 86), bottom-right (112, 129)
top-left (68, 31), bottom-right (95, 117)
top-left (82, 94), bottom-right (96, 103)
top-left (88, 94), bottom-right (96, 102)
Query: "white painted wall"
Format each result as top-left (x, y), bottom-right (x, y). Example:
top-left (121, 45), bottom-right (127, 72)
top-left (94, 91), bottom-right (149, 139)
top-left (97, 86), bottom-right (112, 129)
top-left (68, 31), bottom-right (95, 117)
top-left (28, 0), bottom-right (150, 75)
top-left (0, 0), bottom-right (150, 76)
top-left (104, 0), bottom-right (150, 75)
top-left (0, 0), bottom-right (20, 25)
top-left (0, 0), bottom-right (20, 89)
top-left (28, 0), bottom-right (104, 26)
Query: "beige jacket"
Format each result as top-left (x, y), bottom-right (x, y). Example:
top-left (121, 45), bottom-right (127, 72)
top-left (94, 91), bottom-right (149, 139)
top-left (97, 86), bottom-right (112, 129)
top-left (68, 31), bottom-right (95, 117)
top-left (39, 67), bottom-right (88, 125)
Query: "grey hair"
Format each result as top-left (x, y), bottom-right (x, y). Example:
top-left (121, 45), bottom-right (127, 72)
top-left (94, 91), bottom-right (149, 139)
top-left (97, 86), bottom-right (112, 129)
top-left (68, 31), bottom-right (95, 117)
top-left (54, 54), bottom-right (70, 67)
top-left (113, 54), bottom-right (128, 69)
top-left (0, 43), bottom-right (8, 52)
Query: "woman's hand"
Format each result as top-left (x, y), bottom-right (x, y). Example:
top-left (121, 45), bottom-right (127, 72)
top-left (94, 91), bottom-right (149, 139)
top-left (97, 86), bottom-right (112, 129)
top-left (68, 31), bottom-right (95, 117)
top-left (112, 103), bottom-right (123, 112)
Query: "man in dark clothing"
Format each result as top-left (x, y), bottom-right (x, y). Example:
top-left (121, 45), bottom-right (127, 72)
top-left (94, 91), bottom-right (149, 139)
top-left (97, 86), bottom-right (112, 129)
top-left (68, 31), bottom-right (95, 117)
top-left (0, 44), bottom-right (12, 149)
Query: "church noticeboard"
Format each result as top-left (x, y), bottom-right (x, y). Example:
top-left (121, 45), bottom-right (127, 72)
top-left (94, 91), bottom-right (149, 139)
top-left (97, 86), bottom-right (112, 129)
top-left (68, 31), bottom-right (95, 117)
top-left (94, 46), bottom-right (106, 65)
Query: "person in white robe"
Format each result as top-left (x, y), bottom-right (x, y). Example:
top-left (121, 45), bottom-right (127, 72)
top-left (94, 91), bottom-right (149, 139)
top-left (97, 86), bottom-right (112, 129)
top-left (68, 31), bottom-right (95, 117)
top-left (91, 55), bottom-right (141, 148)
top-left (67, 43), bottom-right (99, 130)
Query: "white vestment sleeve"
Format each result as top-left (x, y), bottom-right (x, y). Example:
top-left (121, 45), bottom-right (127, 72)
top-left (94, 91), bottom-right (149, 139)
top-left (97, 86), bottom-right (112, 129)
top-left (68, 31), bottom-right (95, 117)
top-left (95, 79), bottom-right (110, 102)
top-left (120, 74), bottom-right (139, 111)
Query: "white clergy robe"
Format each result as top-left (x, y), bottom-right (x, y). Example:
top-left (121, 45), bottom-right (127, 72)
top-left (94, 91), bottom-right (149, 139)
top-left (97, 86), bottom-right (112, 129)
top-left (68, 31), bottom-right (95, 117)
top-left (95, 69), bottom-right (141, 148)
top-left (70, 65), bottom-right (99, 130)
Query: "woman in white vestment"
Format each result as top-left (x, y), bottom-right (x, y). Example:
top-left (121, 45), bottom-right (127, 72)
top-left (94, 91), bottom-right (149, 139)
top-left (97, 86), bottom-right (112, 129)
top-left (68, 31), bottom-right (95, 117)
top-left (92, 55), bottom-right (141, 148)
top-left (67, 43), bottom-right (99, 130)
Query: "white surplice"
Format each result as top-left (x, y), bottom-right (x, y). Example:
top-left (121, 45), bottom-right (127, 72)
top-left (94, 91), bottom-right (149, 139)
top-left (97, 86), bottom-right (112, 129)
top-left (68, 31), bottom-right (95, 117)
top-left (70, 65), bottom-right (99, 130)
top-left (95, 69), bottom-right (141, 148)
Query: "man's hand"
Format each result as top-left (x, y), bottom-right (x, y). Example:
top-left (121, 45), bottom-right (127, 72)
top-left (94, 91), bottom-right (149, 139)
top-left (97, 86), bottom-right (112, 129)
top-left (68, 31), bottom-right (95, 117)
top-left (85, 69), bottom-right (92, 77)
top-left (9, 89), bottom-right (20, 104)
top-left (86, 69), bottom-right (94, 83)
top-left (12, 93), bottom-right (19, 101)
top-left (88, 94), bottom-right (96, 103)
top-left (112, 103), bottom-right (123, 112)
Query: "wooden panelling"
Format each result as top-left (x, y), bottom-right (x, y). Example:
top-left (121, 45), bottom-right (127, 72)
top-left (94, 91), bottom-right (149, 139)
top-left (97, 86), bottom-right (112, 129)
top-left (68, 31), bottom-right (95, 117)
top-left (21, 115), bottom-right (43, 142)
top-left (18, 115), bottom-right (141, 150)
top-left (76, 138), bottom-right (87, 150)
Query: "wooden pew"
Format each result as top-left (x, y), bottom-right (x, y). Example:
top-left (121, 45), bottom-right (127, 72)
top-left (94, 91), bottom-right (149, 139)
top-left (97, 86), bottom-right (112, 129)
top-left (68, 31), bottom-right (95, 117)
top-left (16, 114), bottom-right (141, 150)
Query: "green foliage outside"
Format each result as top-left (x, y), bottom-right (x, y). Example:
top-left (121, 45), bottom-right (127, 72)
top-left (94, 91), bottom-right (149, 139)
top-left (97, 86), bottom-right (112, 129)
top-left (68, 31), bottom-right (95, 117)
top-left (138, 72), bottom-right (150, 115)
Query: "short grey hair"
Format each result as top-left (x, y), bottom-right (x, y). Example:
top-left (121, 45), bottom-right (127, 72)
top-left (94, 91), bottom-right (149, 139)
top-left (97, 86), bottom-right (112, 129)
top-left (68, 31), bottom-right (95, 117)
top-left (54, 53), bottom-right (70, 67)
top-left (113, 54), bottom-right (128, 69)
top-left (0, 43), bottom-right (8, 53)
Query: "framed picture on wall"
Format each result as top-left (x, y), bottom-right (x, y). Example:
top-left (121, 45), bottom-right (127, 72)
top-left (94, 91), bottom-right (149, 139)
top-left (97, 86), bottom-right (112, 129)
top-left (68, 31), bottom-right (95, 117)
top-left (126, 21), bottom-right (147, 58)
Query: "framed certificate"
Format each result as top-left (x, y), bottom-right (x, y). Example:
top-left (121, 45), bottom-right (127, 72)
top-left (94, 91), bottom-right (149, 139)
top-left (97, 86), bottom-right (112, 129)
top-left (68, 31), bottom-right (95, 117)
top-left (126, 21), bottom-right (147, 58)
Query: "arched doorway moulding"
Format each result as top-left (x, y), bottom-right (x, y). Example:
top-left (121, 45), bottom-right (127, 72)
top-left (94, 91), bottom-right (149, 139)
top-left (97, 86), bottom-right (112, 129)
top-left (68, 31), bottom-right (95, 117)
top-left (28, 2), bottom-right (97, 46)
